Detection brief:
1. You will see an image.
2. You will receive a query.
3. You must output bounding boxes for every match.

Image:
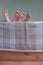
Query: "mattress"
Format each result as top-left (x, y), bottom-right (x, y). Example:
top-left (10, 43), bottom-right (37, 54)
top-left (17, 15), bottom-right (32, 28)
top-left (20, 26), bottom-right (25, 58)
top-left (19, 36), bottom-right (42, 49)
top-left (0, 22), bottom-right (43, 52)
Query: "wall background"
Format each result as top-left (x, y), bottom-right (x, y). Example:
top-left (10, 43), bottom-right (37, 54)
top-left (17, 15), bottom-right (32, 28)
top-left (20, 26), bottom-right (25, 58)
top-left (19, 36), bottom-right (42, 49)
top-left (0, 0), bottom-right (43, 21)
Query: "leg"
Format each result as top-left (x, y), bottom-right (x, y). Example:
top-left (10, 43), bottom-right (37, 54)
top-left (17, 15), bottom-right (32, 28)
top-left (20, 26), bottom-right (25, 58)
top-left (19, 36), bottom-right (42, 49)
top-left (4, 10), bottom-right (10, 22)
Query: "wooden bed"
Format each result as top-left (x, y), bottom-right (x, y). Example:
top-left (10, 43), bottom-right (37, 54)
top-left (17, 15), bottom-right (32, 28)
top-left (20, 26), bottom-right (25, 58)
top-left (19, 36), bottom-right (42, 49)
top-left (0, 22), bottom-right (43, 65)
top-left (0, 51), bottom-right (43, 65)
top-left (0, 50), bottom-right (43, 61)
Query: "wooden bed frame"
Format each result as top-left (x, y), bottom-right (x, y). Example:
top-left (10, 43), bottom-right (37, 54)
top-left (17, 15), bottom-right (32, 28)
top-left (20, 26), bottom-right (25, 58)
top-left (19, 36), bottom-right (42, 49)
top-left (0, 50), bottom-right (43, 65)
top-left (0, 50), bottom-right (43, 61)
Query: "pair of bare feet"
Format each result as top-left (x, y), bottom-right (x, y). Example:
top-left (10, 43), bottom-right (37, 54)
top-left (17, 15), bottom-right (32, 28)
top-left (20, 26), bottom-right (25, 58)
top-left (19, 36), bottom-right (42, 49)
top-left (4, 10), bottom-right (30, 22)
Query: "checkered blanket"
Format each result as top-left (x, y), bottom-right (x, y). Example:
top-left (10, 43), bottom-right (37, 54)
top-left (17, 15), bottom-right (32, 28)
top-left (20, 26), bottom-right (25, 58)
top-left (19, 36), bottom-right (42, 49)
top-left (26, 23), bottom-right (43, 50)
top-left (0, 22), bottom-right (43, 51)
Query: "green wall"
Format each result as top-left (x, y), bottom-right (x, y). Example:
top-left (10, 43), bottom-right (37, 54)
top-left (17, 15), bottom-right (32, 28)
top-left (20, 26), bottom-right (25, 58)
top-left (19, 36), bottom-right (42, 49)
top-left (0, 0), bottom-right (43, 21)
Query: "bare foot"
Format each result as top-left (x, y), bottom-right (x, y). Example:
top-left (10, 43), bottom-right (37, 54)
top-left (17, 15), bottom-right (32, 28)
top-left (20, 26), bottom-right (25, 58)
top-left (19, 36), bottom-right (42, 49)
top-left (24, 13), bottom-right (31, 22)
top-left (13, 10), bottom-right (24, 22)
top-left (4, 10), bottom-right (10, 22)
top-left (19, 13), bottom-right (25, 21)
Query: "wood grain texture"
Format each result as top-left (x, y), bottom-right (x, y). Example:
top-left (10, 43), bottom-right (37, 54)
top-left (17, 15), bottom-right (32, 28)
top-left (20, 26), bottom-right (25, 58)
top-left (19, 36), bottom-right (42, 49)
top-left (0, 51), bottom-right (43, 61)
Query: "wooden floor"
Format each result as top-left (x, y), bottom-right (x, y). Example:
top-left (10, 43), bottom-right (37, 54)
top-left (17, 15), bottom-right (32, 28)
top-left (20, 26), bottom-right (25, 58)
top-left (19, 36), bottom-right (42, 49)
top-left (0, 51), bottom-right (43, 65)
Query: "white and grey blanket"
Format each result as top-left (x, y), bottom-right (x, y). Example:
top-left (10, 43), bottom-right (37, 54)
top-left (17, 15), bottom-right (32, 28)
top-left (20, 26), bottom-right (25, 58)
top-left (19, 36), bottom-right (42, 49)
top-left (0, 22), bottom-right (43, 52)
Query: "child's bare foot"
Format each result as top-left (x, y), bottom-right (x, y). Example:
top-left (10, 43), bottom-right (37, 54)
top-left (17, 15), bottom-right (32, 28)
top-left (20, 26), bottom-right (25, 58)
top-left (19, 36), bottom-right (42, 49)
top-left (19, 13), bottom-right (25, 21)
top-left (24, 13), bottom-right (31, 22)
top-left (4, 10), bottom-right (10, 22)
top-left (13, 10), bottom-right (20, 22)
top-left (13, 10), bottom-right (24, 22)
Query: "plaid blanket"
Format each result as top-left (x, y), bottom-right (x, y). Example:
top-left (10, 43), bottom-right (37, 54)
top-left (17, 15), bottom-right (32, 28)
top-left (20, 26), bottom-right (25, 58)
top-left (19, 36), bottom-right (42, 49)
top-left (26, 23), bottom-right (43, 50)
top-left (0, 22), bottom-right (43, 51)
